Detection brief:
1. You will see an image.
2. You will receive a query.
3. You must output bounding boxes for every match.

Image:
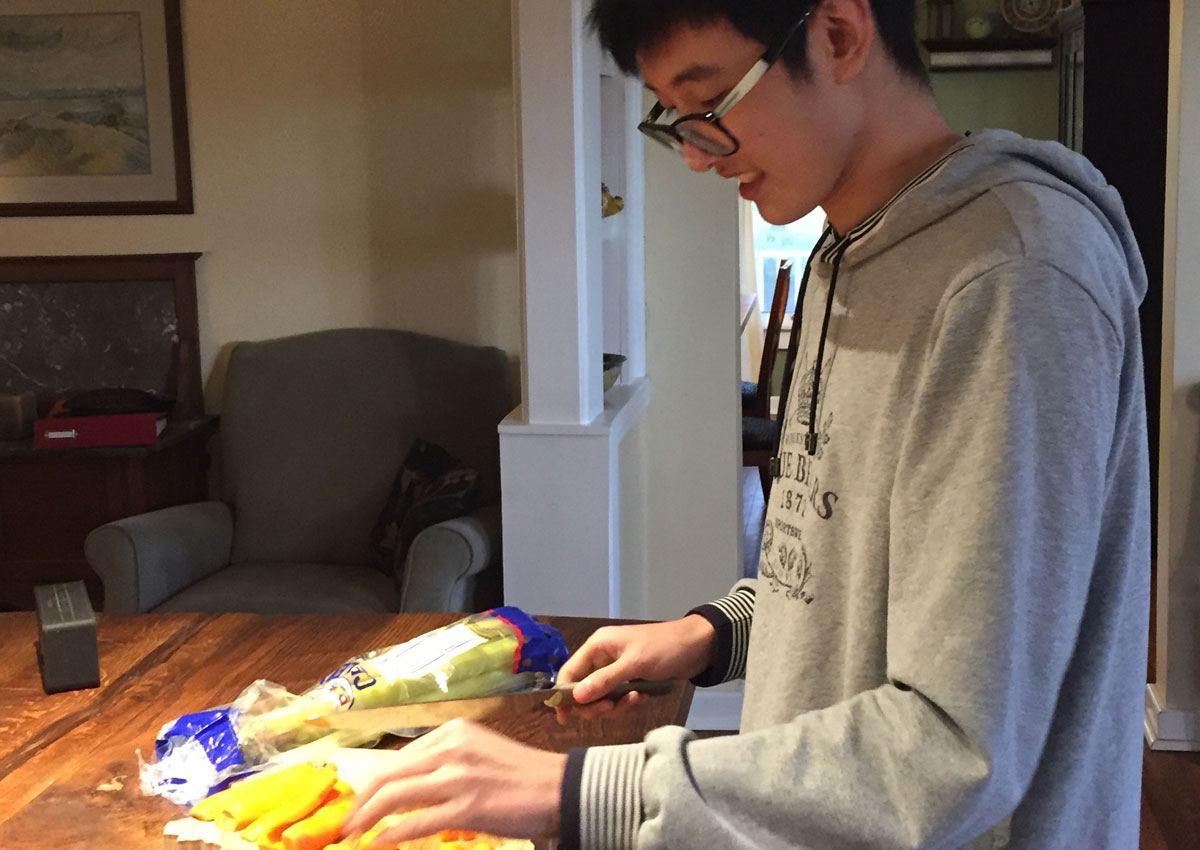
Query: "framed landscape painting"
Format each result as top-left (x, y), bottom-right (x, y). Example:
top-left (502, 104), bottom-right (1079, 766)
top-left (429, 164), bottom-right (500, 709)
top-left (0, 0), bottom-right (192, 216)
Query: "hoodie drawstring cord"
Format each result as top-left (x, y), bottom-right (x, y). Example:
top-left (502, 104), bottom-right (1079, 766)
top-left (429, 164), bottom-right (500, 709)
top-left (770, 225), bottom-right (834, 481)
top-left (805, 239), bottom-right (850, 455)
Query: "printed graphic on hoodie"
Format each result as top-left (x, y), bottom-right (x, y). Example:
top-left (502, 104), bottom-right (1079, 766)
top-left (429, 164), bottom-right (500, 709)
top-left (761, 352), bottom-right (840, 603)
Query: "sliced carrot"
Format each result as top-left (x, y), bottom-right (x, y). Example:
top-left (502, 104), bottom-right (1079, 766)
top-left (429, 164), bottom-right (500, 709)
top-left (239, 766), bottom-right (339, 845)
top-left (438, 830), bottom-right (478, 842)
top-left (328, 779), bottom-right (355, 801)
top-left (280, 798), bottom-right (355, 850)
top-left (360, 823), bottom-right (396, 850)
top-left (189, 764), bottom-right (323, 828)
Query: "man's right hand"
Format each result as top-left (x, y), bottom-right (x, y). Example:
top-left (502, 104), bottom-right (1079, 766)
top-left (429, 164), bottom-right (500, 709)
top-left (554, 614), bottom-right (716, 724)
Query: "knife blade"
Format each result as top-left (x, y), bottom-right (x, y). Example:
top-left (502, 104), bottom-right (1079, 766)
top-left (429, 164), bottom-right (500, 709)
top-left (304, 678), bottom-right (675, 732)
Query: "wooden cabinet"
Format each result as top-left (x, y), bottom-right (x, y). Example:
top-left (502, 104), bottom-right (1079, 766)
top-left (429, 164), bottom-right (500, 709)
top-left (0, 253), bottom-right (209, 612)
top-left (0, 418), bottom-right (214, 611)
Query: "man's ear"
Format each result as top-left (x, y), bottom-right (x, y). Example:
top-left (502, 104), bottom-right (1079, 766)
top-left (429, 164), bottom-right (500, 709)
top-left (810, 0), bottom-right (875, 84)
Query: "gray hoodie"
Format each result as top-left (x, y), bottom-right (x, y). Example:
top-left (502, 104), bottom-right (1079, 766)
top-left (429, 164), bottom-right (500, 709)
top-left (560, 130), bottom-right (1151, 849)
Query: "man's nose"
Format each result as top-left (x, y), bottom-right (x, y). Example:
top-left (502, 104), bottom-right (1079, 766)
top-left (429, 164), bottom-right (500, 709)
top-left (682, 143), bottom-right (719, 173)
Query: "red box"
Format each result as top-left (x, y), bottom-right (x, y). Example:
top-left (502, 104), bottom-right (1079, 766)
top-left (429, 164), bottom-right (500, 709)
top-left (34, 413), bottom-right (167, 449)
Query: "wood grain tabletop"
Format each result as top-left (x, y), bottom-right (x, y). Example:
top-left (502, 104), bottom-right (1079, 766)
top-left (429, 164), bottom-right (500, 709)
top-left (0, 612), bottom-right (693, 848)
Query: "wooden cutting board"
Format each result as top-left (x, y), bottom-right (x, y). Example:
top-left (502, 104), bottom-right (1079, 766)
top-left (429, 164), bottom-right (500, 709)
top-left (162, 748), bottom-right (535, 850)
top-left (162, 817), bottom-right (533, 850)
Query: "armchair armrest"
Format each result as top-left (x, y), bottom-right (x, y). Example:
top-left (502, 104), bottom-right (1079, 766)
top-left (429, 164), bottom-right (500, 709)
top-left (397, 504), bottom-right (501, 613)
top-left (84, 501), bottom-right (234, 613)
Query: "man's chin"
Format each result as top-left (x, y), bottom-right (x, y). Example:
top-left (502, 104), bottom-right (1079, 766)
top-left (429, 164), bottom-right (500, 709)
top-left (756, 201), bottom-right (815, 227)
top-left (753, 195), bottom-right (820, 226)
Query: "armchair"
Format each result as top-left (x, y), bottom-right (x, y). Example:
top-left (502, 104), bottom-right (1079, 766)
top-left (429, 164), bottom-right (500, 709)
top-left (85, 328), bottom-right (512, 614)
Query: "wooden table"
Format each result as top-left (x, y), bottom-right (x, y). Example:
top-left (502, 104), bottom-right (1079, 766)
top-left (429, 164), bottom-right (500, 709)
top-left (0, 612), bottom-right (693, 847)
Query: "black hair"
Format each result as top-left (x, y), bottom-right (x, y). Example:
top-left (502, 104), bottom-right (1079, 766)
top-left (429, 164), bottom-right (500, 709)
top-left (587, 0), bottom-right (929, 89)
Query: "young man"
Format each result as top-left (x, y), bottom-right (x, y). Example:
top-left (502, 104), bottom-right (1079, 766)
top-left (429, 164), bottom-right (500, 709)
top-left (345, 1), bottom-right (1150, 847)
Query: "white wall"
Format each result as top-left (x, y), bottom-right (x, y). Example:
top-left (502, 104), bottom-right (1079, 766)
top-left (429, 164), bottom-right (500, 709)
top-left (636, 133), bottom-right (743, 620)
top-left (0, 0), bottom-right (521, 411)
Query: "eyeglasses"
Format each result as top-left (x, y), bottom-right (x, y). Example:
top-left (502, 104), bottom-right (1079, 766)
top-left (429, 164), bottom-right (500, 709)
top-left (638, 5), bottom-right (816, 158)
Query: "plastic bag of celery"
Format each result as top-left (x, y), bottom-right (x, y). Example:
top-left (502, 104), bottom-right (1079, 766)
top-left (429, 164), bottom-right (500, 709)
top-left (140, 607), bottom-right (567, 805)
top-left (298, 606), bottom-right (568, 729)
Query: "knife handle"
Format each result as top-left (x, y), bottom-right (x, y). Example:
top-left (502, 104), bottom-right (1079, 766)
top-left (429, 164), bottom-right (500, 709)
top-left (601, 678), bottom-right (675, 700)
top-left (548, 678), bottom-right (675, 708)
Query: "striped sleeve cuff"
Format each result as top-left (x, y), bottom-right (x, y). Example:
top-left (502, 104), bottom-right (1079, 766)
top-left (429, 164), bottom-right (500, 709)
top-left (686, 582), bottom-right (756, 687)
top-left (559, 743), bottom-right (646, 850)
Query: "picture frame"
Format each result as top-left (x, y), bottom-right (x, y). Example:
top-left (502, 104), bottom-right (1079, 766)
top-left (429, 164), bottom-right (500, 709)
top-left (0, 253), bottom-right (204, 419)
top-left (0, 0), bottom-right (193, 216)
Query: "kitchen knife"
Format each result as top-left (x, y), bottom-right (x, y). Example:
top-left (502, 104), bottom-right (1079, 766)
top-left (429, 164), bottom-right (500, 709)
top-left (304, 678), bottom-right (676, 732)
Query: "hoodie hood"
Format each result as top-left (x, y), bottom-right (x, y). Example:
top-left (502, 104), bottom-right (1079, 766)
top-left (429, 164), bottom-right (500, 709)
top-left (819, 129), bottom-right (1147, 303)
top-left (778, 128), bottom-right (1150, 459)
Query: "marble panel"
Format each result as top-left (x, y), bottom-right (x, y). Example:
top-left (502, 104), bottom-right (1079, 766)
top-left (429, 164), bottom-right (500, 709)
top-left (0, 279), bottom-right (177, 402)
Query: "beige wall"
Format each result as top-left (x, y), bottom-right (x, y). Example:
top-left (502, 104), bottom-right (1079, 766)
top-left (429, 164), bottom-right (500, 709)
top-left (0, 0), bottom-right (521, 411)
top-left (932, 69), bottom-right (1059, 141)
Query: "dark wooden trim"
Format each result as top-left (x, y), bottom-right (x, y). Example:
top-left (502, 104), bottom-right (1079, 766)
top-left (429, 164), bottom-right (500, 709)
top-left (923, 37), bottom-right (1058, 52)
top-left (0, 0), bottom-right (194, 218)
top-left (162, 0), bottom-right (194, 214)
top-left (0, 253), bottom-right (204, 419)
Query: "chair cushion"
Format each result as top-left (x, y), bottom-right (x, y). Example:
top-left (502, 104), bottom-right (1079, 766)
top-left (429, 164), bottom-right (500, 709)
top-left (742, 415), bottom-right (779, 451)
top-left (369, 439), bottom-right (480, 576)
top-left (152, 562), bottom-right (399, 614)
top-left (741, 381), bottom-right (759, 412)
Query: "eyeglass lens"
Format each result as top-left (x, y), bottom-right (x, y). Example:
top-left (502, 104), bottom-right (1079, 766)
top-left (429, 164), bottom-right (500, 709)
top-left (641, 124), bottom-right (682, 152)
top-left (674, 119), bottom-right (737, 155)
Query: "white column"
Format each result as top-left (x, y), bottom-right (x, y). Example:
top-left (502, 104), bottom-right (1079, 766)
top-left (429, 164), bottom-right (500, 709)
top-left (511, 0), bottom-right (603, 426)
top-left (502, 0), bottom-right (650, 618)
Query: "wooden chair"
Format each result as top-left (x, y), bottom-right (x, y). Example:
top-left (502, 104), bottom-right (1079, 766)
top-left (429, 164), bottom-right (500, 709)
top-left (742, 259), bottom-right (793, 496)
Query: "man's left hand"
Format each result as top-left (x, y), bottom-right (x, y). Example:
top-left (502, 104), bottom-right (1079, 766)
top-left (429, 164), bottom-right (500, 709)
top-left (341, 717), bottom-right (568, 844)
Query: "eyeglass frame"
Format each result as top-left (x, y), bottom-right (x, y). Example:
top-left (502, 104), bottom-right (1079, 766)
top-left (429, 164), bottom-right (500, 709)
top-left (637, 3), bottom-right (817, 157)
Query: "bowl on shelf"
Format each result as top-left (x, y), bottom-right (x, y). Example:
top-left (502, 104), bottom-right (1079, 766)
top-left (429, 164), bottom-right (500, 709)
top-left (602, 353), bottom-right (627, 391)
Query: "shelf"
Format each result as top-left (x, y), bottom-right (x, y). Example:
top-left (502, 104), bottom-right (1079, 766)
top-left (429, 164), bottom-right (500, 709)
top-left (923, 38), bottom-right (1056, 71)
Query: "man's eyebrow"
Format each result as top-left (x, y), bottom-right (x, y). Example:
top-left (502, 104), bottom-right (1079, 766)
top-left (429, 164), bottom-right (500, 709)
top-left (670, 63), bottom-right (722, 87)
top-left (644, 63), bottom-right (724, 96)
